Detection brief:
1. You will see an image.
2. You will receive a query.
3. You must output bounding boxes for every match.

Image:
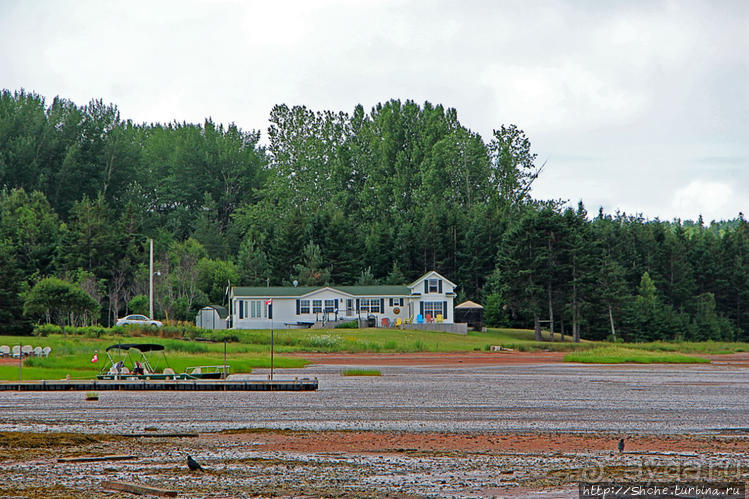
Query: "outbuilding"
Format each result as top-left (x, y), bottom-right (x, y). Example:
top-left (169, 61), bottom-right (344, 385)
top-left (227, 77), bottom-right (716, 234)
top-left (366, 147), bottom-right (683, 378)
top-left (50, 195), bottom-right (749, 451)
top-left (195, 305), bottom-right (229, 330)
top-left (454, 300), bottom-right (484, 331)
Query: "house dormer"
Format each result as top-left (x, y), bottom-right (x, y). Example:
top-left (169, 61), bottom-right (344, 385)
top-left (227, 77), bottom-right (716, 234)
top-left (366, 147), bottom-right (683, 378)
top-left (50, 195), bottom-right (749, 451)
top-left (408, 271), bottom-right (456, 297)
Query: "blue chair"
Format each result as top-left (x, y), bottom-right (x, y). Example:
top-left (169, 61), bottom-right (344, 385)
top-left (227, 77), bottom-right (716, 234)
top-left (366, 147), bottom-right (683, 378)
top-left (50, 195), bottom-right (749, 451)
top-left (416, 314), bottom-right (424, 324)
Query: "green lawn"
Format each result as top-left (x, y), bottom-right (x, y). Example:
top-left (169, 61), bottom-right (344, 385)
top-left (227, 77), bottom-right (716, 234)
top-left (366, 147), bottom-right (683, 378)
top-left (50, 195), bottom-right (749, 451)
top-left (0, 328), bottom-right (745, 379)
top-left (0, 334), bottom-right (308, 381)
top-left (209, 327), bottom-right (596, 354)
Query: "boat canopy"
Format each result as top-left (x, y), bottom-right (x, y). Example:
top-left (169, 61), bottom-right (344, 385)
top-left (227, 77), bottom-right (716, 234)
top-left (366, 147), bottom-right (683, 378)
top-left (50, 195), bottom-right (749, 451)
top-left (105, 343), bottom-right (166, 352)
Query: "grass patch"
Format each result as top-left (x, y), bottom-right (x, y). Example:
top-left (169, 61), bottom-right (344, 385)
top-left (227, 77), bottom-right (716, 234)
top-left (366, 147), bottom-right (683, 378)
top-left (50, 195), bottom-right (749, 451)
top-left (564, 346), bottom-right (710, 364)
top-left (341, 369), bottom-right (382, 376)
top-left (625, 340), bottom-right (749, 355)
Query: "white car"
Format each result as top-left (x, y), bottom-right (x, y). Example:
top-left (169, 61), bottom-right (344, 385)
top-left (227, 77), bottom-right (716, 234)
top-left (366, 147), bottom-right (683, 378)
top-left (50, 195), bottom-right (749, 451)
top-left (116, 314), bottom-right (163, 327)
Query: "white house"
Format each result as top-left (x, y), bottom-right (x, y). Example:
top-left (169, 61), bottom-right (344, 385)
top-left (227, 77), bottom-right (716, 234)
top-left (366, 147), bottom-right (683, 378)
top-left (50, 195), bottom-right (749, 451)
top-left (230, 271), bottom-right (456, 329)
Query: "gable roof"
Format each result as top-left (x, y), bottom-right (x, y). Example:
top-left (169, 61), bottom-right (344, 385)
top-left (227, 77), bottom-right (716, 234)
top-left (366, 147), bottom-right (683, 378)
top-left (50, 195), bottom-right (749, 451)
top-left (456, 300), bottom-right (483, 309)
top-left (408, 271), bottom-right (457, 289)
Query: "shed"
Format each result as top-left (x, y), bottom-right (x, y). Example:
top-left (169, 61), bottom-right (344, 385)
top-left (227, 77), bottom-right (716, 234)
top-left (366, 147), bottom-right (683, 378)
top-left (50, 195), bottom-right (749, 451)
top-left (454, 301), bottom-right (483, 331)
top-left (195, 305), bottom-right (229, 330)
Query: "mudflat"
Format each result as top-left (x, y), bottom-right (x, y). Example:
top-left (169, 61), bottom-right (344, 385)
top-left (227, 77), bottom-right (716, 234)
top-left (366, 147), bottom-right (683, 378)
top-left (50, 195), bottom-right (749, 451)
top-left (1, 354), bottom-right (747, 497)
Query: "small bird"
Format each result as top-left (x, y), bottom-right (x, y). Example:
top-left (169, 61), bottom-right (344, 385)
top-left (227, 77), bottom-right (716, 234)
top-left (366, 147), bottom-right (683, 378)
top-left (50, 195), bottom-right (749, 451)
top-left (618, 438), bottom-right (625, 453)
top-left (187, 454), bottom-right (203, 471)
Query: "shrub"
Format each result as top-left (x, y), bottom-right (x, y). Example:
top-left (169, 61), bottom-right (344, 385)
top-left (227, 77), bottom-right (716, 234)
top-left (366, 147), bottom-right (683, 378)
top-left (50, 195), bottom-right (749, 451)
top-left (335, 320), bottom-right (358, 329)
top-left (34, 324), bottom-right (62, 336)
top-left (128, 295), bottom-right (149, 315)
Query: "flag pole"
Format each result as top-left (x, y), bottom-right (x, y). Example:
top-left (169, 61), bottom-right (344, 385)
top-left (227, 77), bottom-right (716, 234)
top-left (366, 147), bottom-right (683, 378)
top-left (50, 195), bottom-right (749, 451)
top-left (270, 326), bottom-right (274, 381)
top-left (267, 298), bottom-right (274, 381)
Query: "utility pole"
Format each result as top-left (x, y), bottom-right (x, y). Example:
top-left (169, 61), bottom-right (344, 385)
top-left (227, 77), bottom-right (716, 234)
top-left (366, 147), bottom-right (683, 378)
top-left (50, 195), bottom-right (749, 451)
top-left (149, 238), bottom-right (154, 319)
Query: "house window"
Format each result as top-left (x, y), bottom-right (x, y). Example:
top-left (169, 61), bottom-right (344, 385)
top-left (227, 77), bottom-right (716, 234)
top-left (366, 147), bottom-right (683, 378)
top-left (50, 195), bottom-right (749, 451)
top-left (346, 299), bottom-right (354, 314)
top-left (250, 300), bottom-right (262, 318)
top-left (427, 279), bottom-right (439, 293)
top-left (423, 301), bottom-right (443, 319)
top-left (390, 297), bottom-right (403, 307)
top-left (300, 300), bottom-right (310, 314)
top-left (313, 300), bottom-right (322, 313)
top-left (324, 299), bottom-right (336, 313)
top-left (360, 298), bottom-right (380, 313)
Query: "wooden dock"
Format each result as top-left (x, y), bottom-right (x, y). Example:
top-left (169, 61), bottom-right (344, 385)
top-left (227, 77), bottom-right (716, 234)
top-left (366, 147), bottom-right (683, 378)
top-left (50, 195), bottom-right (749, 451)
top-left (0, 378), bottom-right (318, 391)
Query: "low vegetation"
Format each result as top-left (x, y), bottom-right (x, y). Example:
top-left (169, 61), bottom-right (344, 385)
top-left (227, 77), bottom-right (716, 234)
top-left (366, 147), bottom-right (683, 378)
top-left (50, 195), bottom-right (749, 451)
top-left (341, 369), bottom-right (382, 376)
top-left (1, 326), bottom-right (745, 380)
top-left (563, 346), bottom-right (710, 364)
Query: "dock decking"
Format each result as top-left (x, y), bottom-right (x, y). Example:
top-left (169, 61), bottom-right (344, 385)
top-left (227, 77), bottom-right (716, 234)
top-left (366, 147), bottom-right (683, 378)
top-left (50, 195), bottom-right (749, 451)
top-left (0, 378), bottom-right (318, 391)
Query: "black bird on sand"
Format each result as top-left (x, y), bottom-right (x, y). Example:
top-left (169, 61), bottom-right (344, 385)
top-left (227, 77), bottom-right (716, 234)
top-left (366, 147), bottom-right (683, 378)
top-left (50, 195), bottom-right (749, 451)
top-left (618, 438), bottom-right (625, 453)
top-left (187, 454), bottom-right (203, 471)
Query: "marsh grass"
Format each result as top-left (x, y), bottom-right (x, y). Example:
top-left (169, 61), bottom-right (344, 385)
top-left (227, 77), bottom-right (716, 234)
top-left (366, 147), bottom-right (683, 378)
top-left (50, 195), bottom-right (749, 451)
top-left (563, 346), bottom-right (710, 364)
top-left (625, 340), bottom-right (748, 355)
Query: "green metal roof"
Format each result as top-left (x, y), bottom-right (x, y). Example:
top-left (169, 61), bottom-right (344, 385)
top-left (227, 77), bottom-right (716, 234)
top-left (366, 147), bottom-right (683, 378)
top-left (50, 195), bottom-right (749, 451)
top-left (232, 286), bottom-right (319, 297)
top-left (201, 305), bottom-right (229, 318)
top-left (232, 285), bottom-right (411, 297)
top-left (335, 285), bottom-right (410, 296)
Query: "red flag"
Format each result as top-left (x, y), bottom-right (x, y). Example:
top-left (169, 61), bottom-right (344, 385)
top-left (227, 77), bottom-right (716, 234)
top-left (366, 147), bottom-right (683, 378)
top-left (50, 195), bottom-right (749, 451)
top-left (91, 353), bottom-right (98, 363)
top-left (265, 298), bottom-right (273, 306)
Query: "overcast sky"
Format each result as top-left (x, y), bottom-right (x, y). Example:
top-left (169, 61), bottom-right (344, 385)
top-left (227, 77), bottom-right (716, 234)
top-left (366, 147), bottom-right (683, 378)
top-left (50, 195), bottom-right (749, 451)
top-left (1, 0), bottom-right (746, 222)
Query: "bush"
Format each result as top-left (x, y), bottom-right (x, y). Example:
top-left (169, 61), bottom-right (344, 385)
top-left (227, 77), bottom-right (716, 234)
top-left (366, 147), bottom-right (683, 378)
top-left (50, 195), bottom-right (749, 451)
top-left (128, 295), bottom-right (149, 316)
top-left (34, 324), bottom-right (62, 336)
top-left (335, 320), bottom-right (358, 329)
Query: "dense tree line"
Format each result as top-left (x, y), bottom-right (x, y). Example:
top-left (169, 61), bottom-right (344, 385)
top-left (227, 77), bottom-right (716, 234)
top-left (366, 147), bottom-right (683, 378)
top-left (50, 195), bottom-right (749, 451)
top-left (0, 89), bottom-right (746, 341)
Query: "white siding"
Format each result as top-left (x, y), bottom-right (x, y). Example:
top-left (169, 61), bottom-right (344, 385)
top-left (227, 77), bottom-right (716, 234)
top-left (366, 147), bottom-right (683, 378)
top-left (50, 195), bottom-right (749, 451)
top-left (230, 271), bottom-right (456, 329)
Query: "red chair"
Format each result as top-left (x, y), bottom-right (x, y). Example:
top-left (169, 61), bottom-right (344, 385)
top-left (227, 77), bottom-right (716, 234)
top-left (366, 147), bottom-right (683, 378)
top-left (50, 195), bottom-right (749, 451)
top-left (381, 317), bottom-right (390, 327)
top-left (425, 314), bottom-right (432, 323)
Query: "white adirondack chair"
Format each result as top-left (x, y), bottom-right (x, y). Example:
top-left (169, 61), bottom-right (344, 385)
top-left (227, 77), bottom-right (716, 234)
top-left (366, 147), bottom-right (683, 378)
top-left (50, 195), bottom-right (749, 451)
top-left (22, 345), bottom-right (33, 356)
top-left (33, 346), bottom-right (43, 357)
top-left (11, 345), bottom-right (21, 358)
top-left (42, 346), bottom-right (51, 357)
top-left (0, 345), bottom-right (10, 357)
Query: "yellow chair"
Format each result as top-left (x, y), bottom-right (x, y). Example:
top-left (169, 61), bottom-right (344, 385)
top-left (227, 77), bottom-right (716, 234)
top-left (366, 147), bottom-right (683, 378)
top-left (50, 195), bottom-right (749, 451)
top-left (395, 318), bottom-right (402, 327)
top-left (436, 314), bottom-right (444, 323)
